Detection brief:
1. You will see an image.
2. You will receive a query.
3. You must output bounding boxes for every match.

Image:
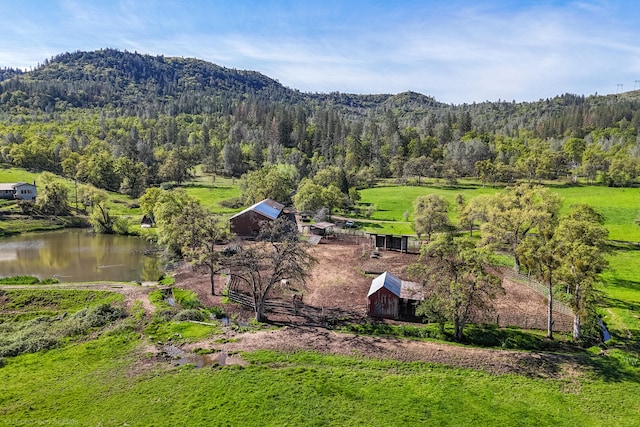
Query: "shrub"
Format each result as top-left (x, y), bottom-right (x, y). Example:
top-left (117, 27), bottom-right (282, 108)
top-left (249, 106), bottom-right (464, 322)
top-left (173, 309), bottom-right (206, 322)
top-left (65, 304), bottom-right (127, 336)
top-left (218, 197), bottom-right (244, 209)
top-left (153, 308), bottom-right (178, 322)
top-left (208, 306), bottom-right (226, 319)
top-left (158, 275), bottom-right (176, 286)
top-left (0, 276), bottom-right (40, 285)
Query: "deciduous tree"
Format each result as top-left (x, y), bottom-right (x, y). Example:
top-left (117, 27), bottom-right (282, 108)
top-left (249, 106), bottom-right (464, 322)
top-left (480, 184), bottom-right (562, 273)
top-left (222, 217), bottom-right (315, 321)
top-left (408, 234), bottom-right (503, 341)
top-left (174, 201), bottom-right (230, 294)
top-left (35, 172), bottom-right (69, 215)
top-left (412, 194), bottom-right (450, 242)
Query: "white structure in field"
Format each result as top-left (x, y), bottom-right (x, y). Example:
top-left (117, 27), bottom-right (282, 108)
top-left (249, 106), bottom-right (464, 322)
top-left (0, 182), bottom-right (37, 201)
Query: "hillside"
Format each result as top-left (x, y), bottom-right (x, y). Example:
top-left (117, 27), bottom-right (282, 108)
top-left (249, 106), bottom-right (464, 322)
top-left (0, 48), bottom-right (639, 195)
top-left (1, 48), bottom-right (640, 132)
top-left (0, 49), bottom-right (447, 116)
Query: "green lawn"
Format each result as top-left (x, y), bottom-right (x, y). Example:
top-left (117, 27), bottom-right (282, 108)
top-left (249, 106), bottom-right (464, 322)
top-left (182, 176), bottom-right (242, 215)
top-left (1, 336), bottom-right (639, 426)
top-left (600, 243), bottom-right (640, 338)
top-left (357, 182), bottom-right (640, 242)
top-left (0, 166), bottom-right (40, 184)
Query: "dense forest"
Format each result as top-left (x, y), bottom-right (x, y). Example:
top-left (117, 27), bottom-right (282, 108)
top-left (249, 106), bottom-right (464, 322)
top-left (1, 48), bottom-right (640, 200)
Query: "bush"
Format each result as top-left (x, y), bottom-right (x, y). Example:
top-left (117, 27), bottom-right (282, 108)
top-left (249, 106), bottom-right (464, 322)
top-left (218, 197), bottom-right (245, 209)
top-left (0, 276), bottom-right (40, 285)
top-left (173, 309), bottom-right (206, 322)
top-left (65, 304), bottom-right (127, 336)
top-left (0, 304), bottom-right (126, 357)
top-left (158, 275), bottom-right (176, 286)
top-left (172, 288), bottom-right (201, 309)
top-left (208, 306), bottom-right (226, 319)
top-left (153, 308), bottom-right (178, 322)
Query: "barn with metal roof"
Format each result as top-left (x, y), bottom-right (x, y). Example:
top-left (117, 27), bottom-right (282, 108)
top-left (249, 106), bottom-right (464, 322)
top-left (229, 198), bottom-right (290, 237)
top-left (367, 272), bottom-right (424, 319)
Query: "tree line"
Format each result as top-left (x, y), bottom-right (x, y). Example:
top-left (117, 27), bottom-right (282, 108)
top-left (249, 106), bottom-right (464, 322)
top-left (1, 49), bottom-right (640, 205)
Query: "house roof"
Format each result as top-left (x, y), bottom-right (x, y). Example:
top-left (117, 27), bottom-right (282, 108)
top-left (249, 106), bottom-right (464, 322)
top-left (0, 184), bottom-right (15, 191)
top-left (367, 271), bottom-right (424, 300)
top-left (0, 182), bottom-right (29, 191)
top-left (310, 222), bottom-right (335, 230)
top-left (368, 272), bottom-right (402, 297)
top-left (229, 198), bottom-right (285, 221)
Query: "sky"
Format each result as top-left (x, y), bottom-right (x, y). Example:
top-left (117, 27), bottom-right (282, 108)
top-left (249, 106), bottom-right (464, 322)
top-left (2, 0), bottom-right (640, 104)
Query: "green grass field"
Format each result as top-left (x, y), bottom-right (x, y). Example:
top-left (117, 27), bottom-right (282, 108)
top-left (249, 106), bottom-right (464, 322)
top-left (1, 331), bottom-right (639, 426)
top-left (181, 175), bottom-right (243, 215)
top-left (357, 181), bottom-right (640, 241)
top-left (600, 243), bottom-right (640, 338)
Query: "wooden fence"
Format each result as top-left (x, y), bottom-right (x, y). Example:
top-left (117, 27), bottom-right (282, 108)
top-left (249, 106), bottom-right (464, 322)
top-left (502, 269), bottom-right (573, 317)
top-left (227, 288), bottom-right (365, 326)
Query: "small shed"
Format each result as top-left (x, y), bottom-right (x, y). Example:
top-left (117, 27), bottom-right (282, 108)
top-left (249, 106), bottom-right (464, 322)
top-left (309, 221), bottom-right (335, 237)
top-left (367, 272), bottom-right (424, 319)
top-left (369, 233), bottom-right (410, 253)
top-left (229, 198), bottom-right (288, 237)
top-left (367, 272), bottom-right (401, 318)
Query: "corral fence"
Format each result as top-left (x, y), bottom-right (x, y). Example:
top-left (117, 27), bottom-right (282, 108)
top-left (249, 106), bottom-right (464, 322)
top-left (226, 285), bottom-right (365, 326)
top-left (501, 269), bottom-right (573, 317)
top-left (471, 311), bottom-right (573, 331)
top-left (320, 228), bottom-right (422, 253)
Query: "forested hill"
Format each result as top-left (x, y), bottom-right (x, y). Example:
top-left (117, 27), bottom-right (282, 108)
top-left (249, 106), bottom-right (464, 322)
top-left (1, 48), bottom-right (640, 196)
top-left (0, 49), bottom-right (443, 115)
top-left (0, 49), bottom-right (303, 114)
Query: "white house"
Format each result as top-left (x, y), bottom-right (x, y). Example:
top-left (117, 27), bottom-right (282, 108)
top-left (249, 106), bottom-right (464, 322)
top-left (0, 182), bottom-right (37, 201)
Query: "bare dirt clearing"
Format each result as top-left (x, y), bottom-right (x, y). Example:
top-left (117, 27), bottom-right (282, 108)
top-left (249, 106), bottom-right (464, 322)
top-left (176, 241), bottom-right (570, 329)
top-left (166, 240), bottom-right (580, 377)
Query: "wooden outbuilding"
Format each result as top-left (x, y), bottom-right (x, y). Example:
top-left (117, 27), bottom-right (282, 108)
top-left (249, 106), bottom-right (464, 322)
top-left (229, 198), bottom-right (294, 237)
top-left (367, 272), bottom-right (424, 319)
top-left (309, 221), bottom-right (335, 236)
top-left (368, 233), bottom-right (418, 253)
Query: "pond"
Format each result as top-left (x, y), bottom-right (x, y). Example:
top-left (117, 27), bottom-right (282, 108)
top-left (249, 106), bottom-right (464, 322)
top-left (0, 229), bottom-right (164, 282)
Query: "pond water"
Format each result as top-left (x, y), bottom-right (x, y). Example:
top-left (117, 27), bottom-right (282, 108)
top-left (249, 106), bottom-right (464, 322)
top-left (0, 229), bottom-right (163, 282)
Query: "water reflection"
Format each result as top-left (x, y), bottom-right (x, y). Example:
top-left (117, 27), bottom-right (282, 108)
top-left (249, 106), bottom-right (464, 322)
top-left (0, 229), bottom-right (163, 282)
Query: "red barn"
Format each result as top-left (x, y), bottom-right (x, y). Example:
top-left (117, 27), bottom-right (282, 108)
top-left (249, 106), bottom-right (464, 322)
top-left (229, 199), bottom-right (289, 237)
top-left (367, 272), bottom-right (424, 319)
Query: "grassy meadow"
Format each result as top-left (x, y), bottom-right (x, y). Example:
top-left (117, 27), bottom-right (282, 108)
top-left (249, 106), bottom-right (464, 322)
top-left (181, 174), bottom-right (242, 215)
top-left (2, 170), bottom-right (640, 424)
top-left (1, 287), bottom-right (640, 426)
top-left (357, 180), bottom-right (640, 241)
top-left (2, 337), bottom-right (640, 426)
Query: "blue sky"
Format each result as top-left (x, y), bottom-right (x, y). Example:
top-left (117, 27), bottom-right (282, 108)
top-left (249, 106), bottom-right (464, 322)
top-left (2, 0), bottom-right (640, 104)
